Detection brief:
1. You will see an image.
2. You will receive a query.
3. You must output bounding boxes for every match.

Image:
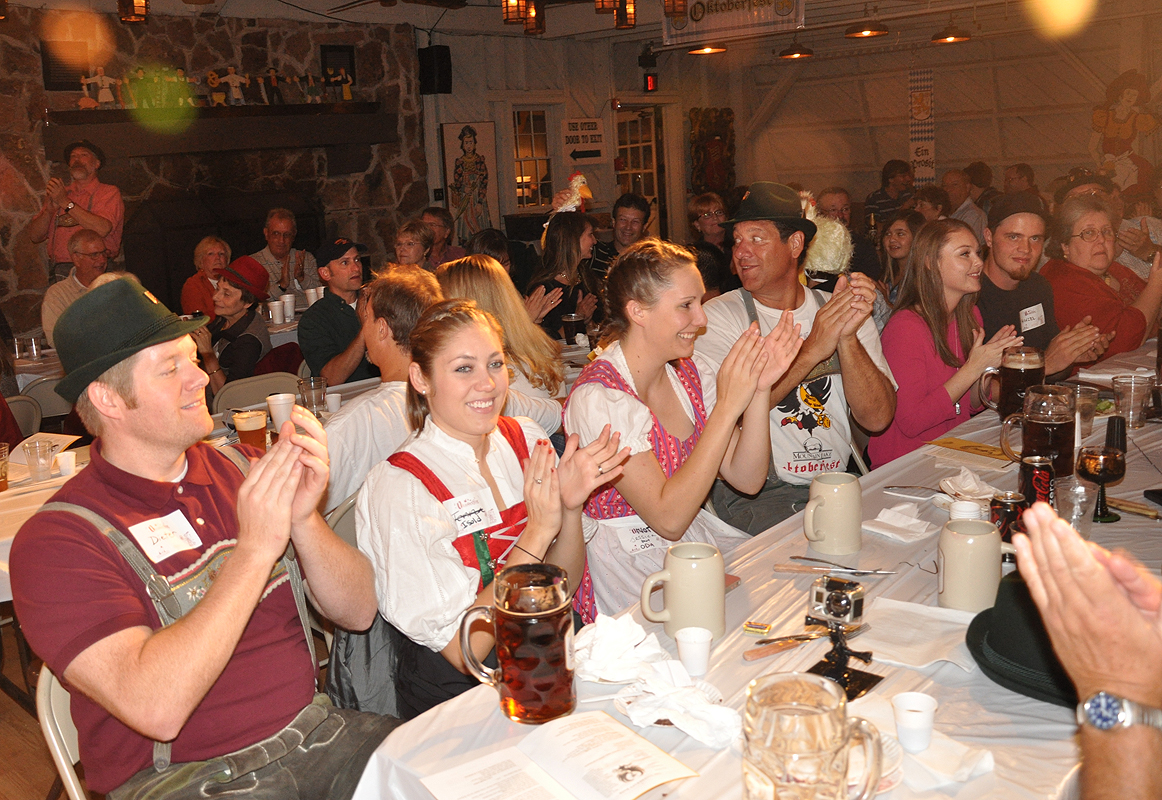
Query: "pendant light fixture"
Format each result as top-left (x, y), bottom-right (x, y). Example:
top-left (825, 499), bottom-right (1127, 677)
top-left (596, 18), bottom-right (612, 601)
top-left (503, 0), bottom-right (523, 24)
top-left (777, 36), bottom-right (813, 59)
top-left (844, 5), bottom-right (887, 38)
top-left (932, 15), bottom-right (971, 43)
top-left (614, 0), bottom-right (635, 30)
top-left (688, 43), bottom-right (726, 54)
top-left (118, 0), bottom-right (148, 23)
top-left (523, 0), bottom-right (544, 35)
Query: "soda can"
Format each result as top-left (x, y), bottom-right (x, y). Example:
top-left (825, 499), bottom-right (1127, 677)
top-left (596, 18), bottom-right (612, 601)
top-left (990, 490), bottom-right (1025, 544)
top-left (1018, 456), bottom-right (1055, 507)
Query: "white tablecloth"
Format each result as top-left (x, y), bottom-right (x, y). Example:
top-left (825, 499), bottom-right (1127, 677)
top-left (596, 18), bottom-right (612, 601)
top-left (268, 319), bottom-right (299, 349)
top-left (352, 343), bottom-right (1162, 800)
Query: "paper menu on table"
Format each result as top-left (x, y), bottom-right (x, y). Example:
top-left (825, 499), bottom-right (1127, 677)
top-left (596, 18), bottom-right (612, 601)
top-left (10, 433), bottom-right (80, 465)
top-left (420, 711), bottom-right (697, 800)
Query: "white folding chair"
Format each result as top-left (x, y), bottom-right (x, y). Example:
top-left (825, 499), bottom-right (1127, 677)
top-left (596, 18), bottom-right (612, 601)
top-left (297, 360), bottom-right (312, 380)
top-left (325, 490), bottom-right (360, 549)
top-left (212, 372), bottom-right (299, 414)
top-left (7, 394), bottom-right (42, 437)
top-left (37, 666), bottom-right (87, 800)
top-left (21, 377), bottom-right (72, 419)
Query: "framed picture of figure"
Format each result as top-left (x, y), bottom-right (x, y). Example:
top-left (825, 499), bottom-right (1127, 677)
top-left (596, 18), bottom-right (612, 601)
top-left (441, 121), bottom-right (500, 247)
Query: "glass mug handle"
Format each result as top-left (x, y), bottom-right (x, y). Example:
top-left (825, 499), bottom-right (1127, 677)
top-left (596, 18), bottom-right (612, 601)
top-left (978, 367), bottom-right (1000, 411)
top-left (459, 606), bottom-right (499, 687)
top-left (999, 413), bottom-right (1025, 464)
top-left (849, 717), bottom-right (883, 800)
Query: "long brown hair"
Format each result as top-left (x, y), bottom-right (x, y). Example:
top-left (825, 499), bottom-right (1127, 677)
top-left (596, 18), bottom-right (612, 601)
top-left (529, 211), bottom-right (601, 297)
top-left (893, 218), bottom-right (980, 369)
top-left (405, 299), bottom-right (506, 431)
top-left (437, 255), bottom-right (564, 395)
top-left (878, 210), bottom-right (926, 290)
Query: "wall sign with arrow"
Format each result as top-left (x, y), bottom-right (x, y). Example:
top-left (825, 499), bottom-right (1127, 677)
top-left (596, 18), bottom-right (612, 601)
top-left (563, 118), bottom-right (606, 165)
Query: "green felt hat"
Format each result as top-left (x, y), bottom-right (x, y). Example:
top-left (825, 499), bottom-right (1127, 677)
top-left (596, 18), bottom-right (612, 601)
top-left (54, 279), bottom-right (207, 404)
top-left (966, 571), bottom-right (1077, 708)
top-left (726, 181), bottom-right (817, 245)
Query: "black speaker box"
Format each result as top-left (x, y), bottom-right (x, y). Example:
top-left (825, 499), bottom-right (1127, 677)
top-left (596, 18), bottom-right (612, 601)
top-left (418, 46), bottom-right (452, 95)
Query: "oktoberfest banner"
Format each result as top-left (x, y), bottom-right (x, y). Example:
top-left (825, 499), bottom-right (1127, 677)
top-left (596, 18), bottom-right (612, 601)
top-left (908, 68), bottom-right (935, 186)
top-left (662, 0), bottom-right (804, 46)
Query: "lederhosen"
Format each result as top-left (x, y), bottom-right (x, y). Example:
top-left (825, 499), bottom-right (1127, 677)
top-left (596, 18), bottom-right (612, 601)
top-left (386, 417), bottom-right (528, 719)
top-left (36, 447), bottom-right (319, 774)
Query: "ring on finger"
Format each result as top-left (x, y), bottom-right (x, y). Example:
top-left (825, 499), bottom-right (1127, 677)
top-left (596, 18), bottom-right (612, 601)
top-left (597, 465), bottom-right (605, 475)
top-left (534, 478), bottom-right (543, 485)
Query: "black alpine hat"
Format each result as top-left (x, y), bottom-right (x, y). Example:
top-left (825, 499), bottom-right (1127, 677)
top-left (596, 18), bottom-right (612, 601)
top-left (63, 139), bottom-right (107, 169)
top-left (54, 278), bottom-right (207, 403)
top-left (966, 572), bottom-right (1077, 708)
top-left (726, 182), bottom-right (817, 245)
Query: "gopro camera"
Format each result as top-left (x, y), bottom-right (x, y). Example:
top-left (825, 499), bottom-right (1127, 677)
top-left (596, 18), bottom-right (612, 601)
top-left (809, 577), bottom-right (865, 626)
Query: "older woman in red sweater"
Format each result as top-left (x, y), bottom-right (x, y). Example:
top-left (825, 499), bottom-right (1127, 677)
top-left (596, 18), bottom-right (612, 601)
top-left (1041, 195), bottom-right (1162, 360)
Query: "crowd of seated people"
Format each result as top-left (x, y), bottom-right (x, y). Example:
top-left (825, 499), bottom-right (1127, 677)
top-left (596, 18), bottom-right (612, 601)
top-left (10, 147), bottom-right (1162, 800)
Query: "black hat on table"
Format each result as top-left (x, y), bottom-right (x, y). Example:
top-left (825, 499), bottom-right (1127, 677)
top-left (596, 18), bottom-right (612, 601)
top-left (726, 182), bottom-right (817, 246)
top-left (966, 572), bottom-right (1077, 708)
top-left (54, 279), bottom-right (207, 404)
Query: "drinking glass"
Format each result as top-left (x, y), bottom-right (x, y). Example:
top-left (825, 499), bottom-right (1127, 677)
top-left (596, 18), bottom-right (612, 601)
top-left (0, 443), bottom-right (9, 492)
top-left (1071, 386), bottom-right (1099, 439)
top-left (1052, 475), bottom-right (1098, 537)
top-left (1112, 375), bottom-right (1152, 429)
top-left (743, 673), bottom-right (882, 800)
top-left (23, 440), bottom-right (59, 482)
top-left (999, 385), bottom-right (1075, 477)
top-left (978, 346), bottom-right (1044, 420)
top-left (1076, 446), bottom-right (1126, 524)
top-left (298, 377), bottom-right (328, 418)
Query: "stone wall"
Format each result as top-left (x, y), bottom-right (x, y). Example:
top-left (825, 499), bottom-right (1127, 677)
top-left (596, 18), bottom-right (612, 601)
top-left (0, 7), bottom-right (428, 333)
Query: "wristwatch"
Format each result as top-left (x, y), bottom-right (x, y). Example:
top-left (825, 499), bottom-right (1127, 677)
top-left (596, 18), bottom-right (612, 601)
top-left (64, 201), bottom-right (75, 211)
top-left (1077, 691), bottom-right (1162, 732)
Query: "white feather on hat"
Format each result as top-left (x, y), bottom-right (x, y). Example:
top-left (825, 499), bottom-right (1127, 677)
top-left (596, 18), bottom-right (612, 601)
top-left (799, 190), bottom-right (853, 276)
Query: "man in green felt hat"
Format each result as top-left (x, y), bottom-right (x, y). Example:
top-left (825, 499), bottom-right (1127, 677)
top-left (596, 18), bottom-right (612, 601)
top-left (694, 182), bottom-right (898, 534)
top-left (11, 277), bottom-right (399, 799)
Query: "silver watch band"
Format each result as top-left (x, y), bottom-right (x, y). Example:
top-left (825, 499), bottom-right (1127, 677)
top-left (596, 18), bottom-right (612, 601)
top-left (1126, 698), bottom-right (1162, 731)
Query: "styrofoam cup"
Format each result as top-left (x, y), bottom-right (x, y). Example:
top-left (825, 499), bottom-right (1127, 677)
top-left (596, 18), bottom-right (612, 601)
top-left (675, 626), bottom-right (713, 677)
top-left (269, 301), bottom-right (285, 325)
top-left (267, 392), bottom-right (296, 429)
top-left (892, 692), bottom-right (938, 753)
top-left (55, 451), bottom-right (77, 476)
top-left (326, 393), bottom-right (342, 413)
top-left (281, 294), bottom-right (296, 322)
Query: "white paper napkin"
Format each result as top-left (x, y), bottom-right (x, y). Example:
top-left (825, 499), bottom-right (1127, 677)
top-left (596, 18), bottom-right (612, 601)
top-left (860, 597), bottom-right (977, 671)
top-left (573, 614), bottom-right (669, 684)
top-left (863, 502), bottom-right (938, 543)
top-left (1076, 365), bottom-right (1152, 385)
top-left (616, 661), bottom-right (741, 749)
top-left (939, 467), bottom-right (998, 501)
top-left (849, 694), bottom-right (994, 791)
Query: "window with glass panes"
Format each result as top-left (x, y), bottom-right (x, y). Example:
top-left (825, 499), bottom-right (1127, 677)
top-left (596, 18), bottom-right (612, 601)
top-left (616, 110), bottom-right (657, 214)
top-left (513, 110), bottom-right (553, 208)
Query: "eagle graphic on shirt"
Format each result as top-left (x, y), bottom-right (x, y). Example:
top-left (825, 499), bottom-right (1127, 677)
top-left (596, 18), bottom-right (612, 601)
top-left (776, 376), bottom-right (833, 433)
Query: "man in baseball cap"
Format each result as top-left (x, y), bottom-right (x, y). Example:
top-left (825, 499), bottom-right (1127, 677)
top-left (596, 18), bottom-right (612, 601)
top-left (11, 277), bottom-right (398, 798)
top-left (694, 182), bottom-right (897, 533)
top-left (26, 139), bottom-right (125, 284)
top-left (978, 193), bottom-right (1109, 379)
top-left (298, 237), bottom-right (378, 385)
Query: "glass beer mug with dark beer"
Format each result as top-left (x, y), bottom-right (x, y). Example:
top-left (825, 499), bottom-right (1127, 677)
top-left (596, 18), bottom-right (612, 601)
top-left (999, 384), bottom-right (1075, 477)
top-left (978, 347), bottom-right (1045, 420)
top-left (459, 563), bottom-right (575, 723)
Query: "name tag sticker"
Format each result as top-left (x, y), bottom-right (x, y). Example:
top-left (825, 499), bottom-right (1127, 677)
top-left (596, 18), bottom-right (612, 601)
top-left (1019, 303), bottom-right (1046, 332)
top-left (443, 489), bottom-right (502, 534)
top-left (616, 524), bottom-right (665, 555)
top-left (128, 510), bottom-right (203, 563)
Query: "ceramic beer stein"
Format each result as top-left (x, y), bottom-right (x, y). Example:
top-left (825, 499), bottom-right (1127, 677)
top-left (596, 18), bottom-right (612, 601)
top-left (938, 519), bottom-right (1017, 613)
top-left (803, 472), bottom-right (863, 556)
top-left (640, 542), bottom-right (726, 638)
top-left (460, 563), bottom-right (575, 724)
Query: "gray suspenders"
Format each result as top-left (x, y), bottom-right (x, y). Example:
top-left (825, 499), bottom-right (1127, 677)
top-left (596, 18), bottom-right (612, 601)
top-left (38, 446), bottom-right (317, 772)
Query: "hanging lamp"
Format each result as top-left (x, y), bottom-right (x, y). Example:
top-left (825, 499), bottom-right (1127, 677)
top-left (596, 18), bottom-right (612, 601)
top-left (844, 5), bottom-right (886, 38)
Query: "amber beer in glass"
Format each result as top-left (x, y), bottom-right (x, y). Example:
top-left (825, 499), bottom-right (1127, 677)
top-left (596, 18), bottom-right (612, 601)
top-left (978, 347), bottom-right (1045, 420)
top-left (460, 563), bottom-right (575, 723)
top-left (999, 384), bottom-right (1075, 477)
top-left (233, 410), bottom-right (268, 452)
